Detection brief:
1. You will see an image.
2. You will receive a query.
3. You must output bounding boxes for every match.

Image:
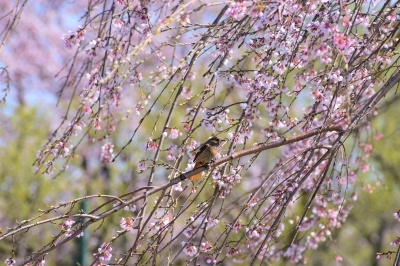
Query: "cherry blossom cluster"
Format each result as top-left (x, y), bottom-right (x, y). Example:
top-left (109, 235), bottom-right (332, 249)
top-left (375, 210), bottom-right (400, 261)
top-left (150, 213), bottom-right (173, 232)
top-left (93, 242), bottom-right (113, 266)
top-left (201, 107), bottom-right (232, 132)
top-left (100, 142), bottom-right (115, 164)
top-left (212, 165), bottom-right (242, 198)
top-left (61, 217), bottom-right (83, 238)
top-left (63, 26), bottom-right (86, 48)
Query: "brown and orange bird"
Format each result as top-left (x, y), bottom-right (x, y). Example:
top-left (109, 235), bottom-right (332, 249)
top-left (189, 136), bottom-right (223, 181)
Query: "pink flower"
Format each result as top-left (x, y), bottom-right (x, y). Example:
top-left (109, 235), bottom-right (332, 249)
top-left (319, 21), bottom-right (332, 34)
top-left (205, 216), bottom-right (220, 229)
top-left (76, 26), bottom-right (86, 40)
top-left (5, 258), bottom-right (16, 266)
top-left (386, 13), bottom-right (396, 22)
top-left (342, 14), bottom-right (351, 27)
top-left (109, 124), bottom-right (116, 132)
top-left (181, 242), bottom-right (198, 256)
top-left (124, 204), bottom-right (137, 212)
top-left (94, 242), bottom-right (112, 262)
top-left (120, 217), bottom-right (135, 231)
top-left (311, 89), bottom-right (324, 101)
top-left (246, 223), bottom-right (263, 239)
top-left (62, 218), bottom-right (75, 229)
top-left (65, 229), bottom-right (84, 238)
top-left (248, 195), bottom-right (259, 207)
top-left (84, 106), bottom-right (92, 114)
top-left (173, 182), bottom-right (183, 192)
top-left (227, 247), bottom-right (241, 257)
top-left (100, 143), bottom-right (114, 164)
top-left (63, 31), bottom-right (78, 48)
top-left (182, 87), bottom-right (191, 99)
top-left (150, 214), bottom-right (173, 231)
top-left (273, 62), bottom-right (287, 75)
top-left (249, 228), bottom-right (260, 238)
top-left (130, 71), bottom-right (143, 84)
top-left (230, 219), bottom-right (242, 233)
top-left (113, 19), bottom-right (125, 28)
top-left (247, 2), bottom-right (263, 17)
top-left (186, 138), bottom-right (198, 151)
top-left (166, 152), bottom-right (176, 161)
top-left (93, 117), bottom-right (101, 130)
top-left (206, 257), bottom-right (217, 264)
top-left (283, 243), bottom-right (306, 263)
top-left (390, 238), bottom-right (400, 246)
top-left (226, 1), bottom-right (247, 20)
top-left (166, 145), bottom-right (177, 160)
top-left (202, 119), bottom-right (215, 131)
top-left (169, 128), bottom-right (182, 139)
top-left (269, 117), bottom-right (287, 129)
top-left (146, 139), bottom-right (159, 151)
top-left (63, 26), bottom-right (86, 48)
top-left (333, 32), bottom-right (355, 50)
top-left (183, 226), bottom-right (194, 238)
top-left (200, 241), bottom-right (213, 252)
top-left (180, 15), bottom-right (190, 25)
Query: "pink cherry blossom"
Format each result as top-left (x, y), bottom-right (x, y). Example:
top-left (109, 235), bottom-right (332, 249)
top-left (181, 242), bottom-right (197, 257)
top-left (169, 128), bottom-right (182, 139)
top-left (120, 217), bottom-right (135, 231)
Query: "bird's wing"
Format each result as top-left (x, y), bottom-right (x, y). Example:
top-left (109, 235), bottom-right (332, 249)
top-left (193, 143), bottom-right (209, 162)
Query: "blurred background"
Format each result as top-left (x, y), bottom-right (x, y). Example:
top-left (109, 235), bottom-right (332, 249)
top-left (0, 1), bottom-right (399, 265)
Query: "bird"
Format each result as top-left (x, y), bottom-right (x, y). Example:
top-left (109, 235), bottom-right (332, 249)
top-left (189, 136), bottom-right (223, 181)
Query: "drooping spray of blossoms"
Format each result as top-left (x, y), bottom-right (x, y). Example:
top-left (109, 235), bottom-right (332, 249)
top-left (3, 0), bottom-right (399, 265)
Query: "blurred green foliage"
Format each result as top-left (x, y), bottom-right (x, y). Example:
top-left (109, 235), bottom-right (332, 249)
top-left (0, 106), bottom-right (73, 263)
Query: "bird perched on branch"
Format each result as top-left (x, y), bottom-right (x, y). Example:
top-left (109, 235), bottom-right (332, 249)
top-left (189, 136), bottom-right (223, 181)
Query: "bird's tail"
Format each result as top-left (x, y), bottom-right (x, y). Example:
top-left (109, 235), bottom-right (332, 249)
top-left (189, 162), bottom-right (203, 181)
